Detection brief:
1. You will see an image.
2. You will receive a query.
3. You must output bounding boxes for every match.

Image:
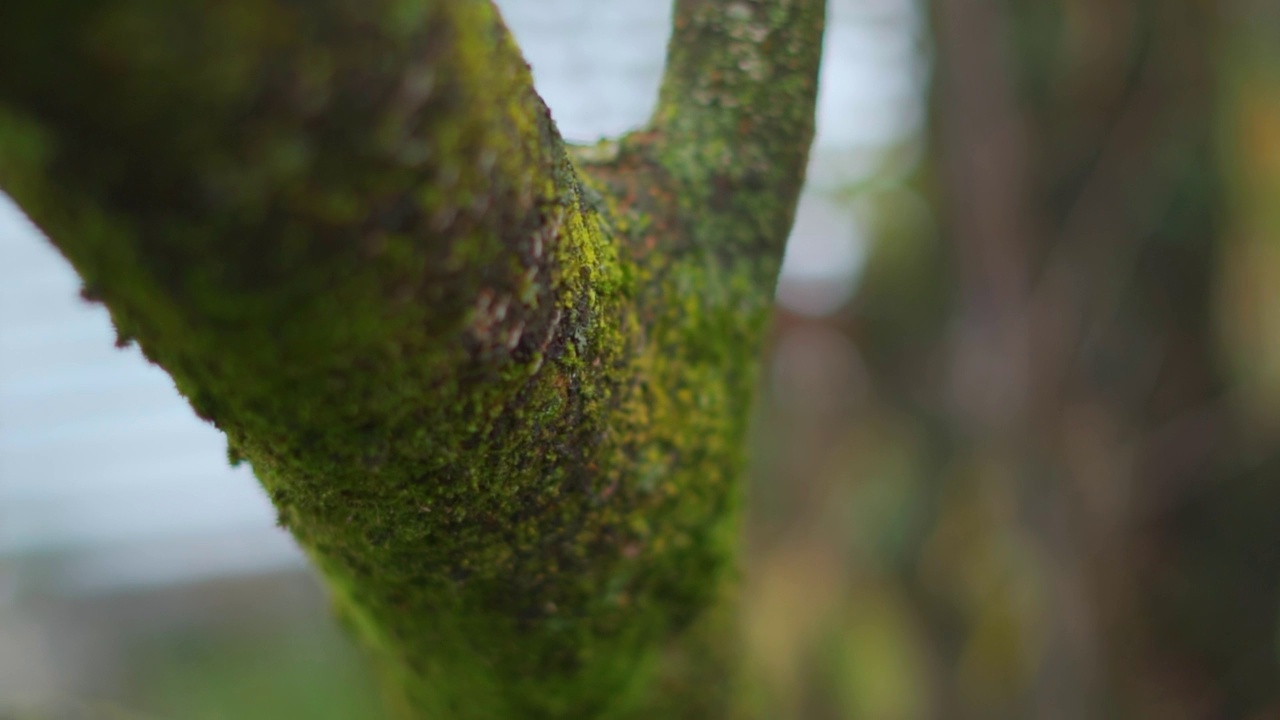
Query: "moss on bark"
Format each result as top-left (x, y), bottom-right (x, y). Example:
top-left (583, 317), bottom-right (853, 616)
top-left (0, 0), bottom-right (825, 716)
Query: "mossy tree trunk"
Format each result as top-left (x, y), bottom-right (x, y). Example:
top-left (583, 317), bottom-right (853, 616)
top-left (0, 1), bottom-right (825, 717)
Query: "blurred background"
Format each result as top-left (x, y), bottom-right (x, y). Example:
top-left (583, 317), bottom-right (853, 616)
top-left (2, 0), bottom-right (1279, 717)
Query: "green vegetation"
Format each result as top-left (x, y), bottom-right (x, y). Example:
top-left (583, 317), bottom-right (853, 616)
top-left (0, 0), bottom-right (825, 717)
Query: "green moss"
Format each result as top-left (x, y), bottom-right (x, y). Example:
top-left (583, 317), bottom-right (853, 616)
top-left (0, 0), bottom-right (824, 717)
top-left (653, 0), bottom-right (826, 278)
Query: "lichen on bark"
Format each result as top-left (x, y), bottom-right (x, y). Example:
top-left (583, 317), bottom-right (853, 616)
top-left (0, 0), bottom-right (825, 717)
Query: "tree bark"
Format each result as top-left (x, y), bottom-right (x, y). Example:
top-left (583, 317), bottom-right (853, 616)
top-left (0, 0), bottom-right (825, 717)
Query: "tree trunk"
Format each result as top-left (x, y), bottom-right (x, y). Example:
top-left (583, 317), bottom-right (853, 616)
top-left (846, 0), bottom-right (1280, 716)
top-left (0, 1), bottom-right (825, 717)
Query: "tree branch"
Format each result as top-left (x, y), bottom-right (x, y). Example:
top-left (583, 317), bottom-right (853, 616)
top-left (0, 0), bottom-right (825, 716)
top-left (653, 0), bottom-right (826, 277)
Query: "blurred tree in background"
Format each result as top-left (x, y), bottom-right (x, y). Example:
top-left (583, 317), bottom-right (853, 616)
top-left (743, 0), bottom-right (1280, 717)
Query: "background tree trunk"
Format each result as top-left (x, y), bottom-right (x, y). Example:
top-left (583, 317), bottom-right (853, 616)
top-left (840, 0), bottom-right (1280, 716)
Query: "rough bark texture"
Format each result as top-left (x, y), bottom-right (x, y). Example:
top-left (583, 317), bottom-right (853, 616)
top-left (0, 0), bottom-right (824, 717)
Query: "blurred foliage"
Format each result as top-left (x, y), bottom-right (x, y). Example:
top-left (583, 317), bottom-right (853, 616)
top-left (128, 625), bottom-right (386, 720)
top-left (0, 577), bottom-right (386, 720)
top-left (741, 0), bottom-right (1280, 717)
